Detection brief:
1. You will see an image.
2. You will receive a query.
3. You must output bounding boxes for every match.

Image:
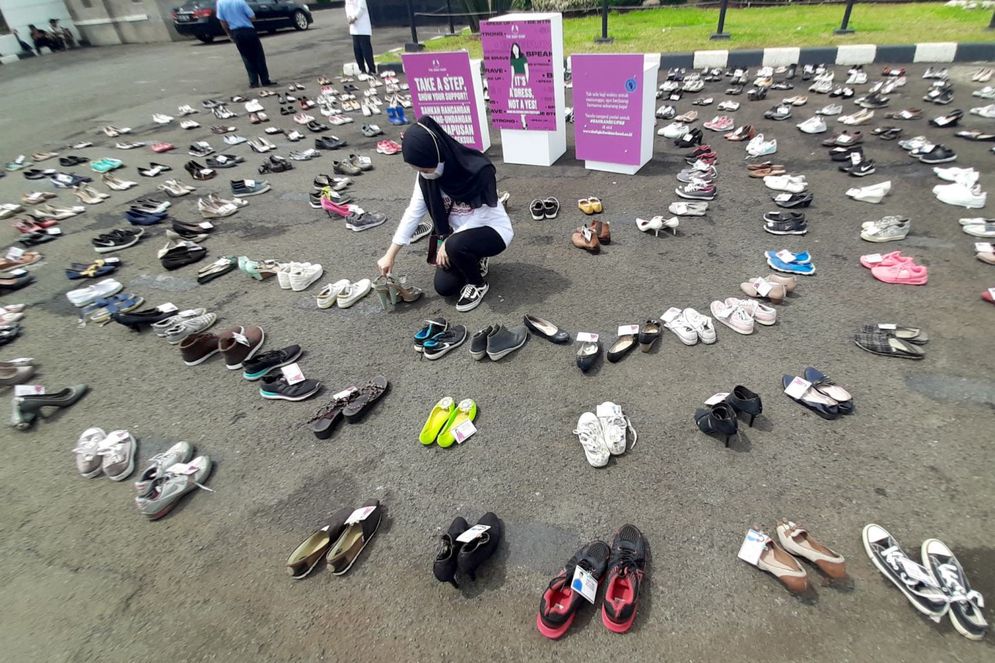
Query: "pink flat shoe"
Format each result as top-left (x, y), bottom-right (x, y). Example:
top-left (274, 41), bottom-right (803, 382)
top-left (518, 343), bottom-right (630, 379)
top-left (982, 290), bottom-right (994, 305)
top-left (871, 263), bottom-right (928, 285)
top-left (860, 250), bottom-right (913, 269)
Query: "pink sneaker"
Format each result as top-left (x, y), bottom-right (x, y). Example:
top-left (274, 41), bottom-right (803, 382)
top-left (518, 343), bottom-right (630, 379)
top-left (859, 250), bottom-right (912, 269)
top-left (871, 262), bottom-right (928, 285)
top-left (726, 297), bottom-right (777, 326)
top-left (710, 299), bottom-right (755, 334)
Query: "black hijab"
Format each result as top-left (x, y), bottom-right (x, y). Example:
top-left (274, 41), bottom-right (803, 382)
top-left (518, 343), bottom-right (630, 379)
top-left (402, 115), bottom-right (497, 237)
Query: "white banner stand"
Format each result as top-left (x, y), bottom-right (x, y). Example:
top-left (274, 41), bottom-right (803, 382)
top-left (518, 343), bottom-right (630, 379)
top-left (584, 54), bottom-right (660, 175)
top-left (486, 12), bottom-right (566, 167)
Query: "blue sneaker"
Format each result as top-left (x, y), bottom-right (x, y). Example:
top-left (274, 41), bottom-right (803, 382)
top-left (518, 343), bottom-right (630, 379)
top-left (765, 249), bottom-right (811, 264)
top-left (766, 252), bottom-right (815, 275)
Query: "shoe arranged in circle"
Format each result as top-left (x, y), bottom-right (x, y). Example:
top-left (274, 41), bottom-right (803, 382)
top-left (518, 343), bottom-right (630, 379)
top-left (601, 525), bottom-right (649, 633)
top-left (537, 541), bottom-right (611, 639)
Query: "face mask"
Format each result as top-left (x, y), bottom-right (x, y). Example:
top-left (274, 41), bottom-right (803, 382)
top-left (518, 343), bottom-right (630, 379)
top-left (420, 162), bottom-right (444, 180)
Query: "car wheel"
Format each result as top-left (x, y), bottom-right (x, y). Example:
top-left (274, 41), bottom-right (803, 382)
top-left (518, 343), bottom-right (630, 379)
top-left (292, 10), bottom-right (309, 30)
top-left (196, 33), bottom-right (215, 43)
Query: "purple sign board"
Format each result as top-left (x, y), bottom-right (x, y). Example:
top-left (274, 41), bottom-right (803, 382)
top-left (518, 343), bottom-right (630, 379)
top-left (480, 18), bottom-right (557, 131)
top-left (573, 54), bottom-right (645, 165)
top-left (402, 51), bottom-right (485, 151)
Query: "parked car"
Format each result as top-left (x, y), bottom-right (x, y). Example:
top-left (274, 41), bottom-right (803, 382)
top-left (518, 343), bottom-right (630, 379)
top-left (172, 0), bottom-right (313, 43)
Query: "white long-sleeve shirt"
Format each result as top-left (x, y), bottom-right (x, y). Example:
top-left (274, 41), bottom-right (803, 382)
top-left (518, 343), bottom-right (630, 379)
top-left (345, 0), bottom-right (372, 36)
top-left (392, 176), bottom-right (514, 248)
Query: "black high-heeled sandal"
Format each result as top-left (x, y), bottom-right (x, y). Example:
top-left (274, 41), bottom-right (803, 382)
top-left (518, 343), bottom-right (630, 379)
top-left (694, 402), bottom-right (739, 447)
top-left (13, 384), bottom-right (88, 429)
top-left (726, 385), bottom-right (763, 426)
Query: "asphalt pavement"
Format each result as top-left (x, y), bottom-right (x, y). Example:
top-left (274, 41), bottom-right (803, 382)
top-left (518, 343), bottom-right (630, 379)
top-left (0, 22), bottom-right (993, 663)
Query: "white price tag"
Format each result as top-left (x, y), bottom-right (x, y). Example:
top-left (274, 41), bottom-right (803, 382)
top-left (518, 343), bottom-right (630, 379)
top-left (662, 306), bottom-right (682, 323)
top-left (232, 331), bottom-right (249, 345)
top-left (754, 278), bottom-right (773, 297)
top-left (776, 249), bottom-right (796, 263)
top-left (244, 179), bottom-right (256, 187)
top-left (345, 505), bottom-right (377, 525)
top-left (165, 462), bottom-right (200, 475)
top-left (784, 377), bottom-right (812, 399)
top-left (5, 269), bottom-right (26, 277)
top-left (576, 332), bottom-right (599, 343)
top-left (14, 385), bottom-right (45, 397)
top-left (849, 151), bottom-right (861, 165)
top-left (570, 565), bottom-right (599, 604)
top-left (332, 386), bottom-right (358, 401)
top-left (974, 242), bottom-right (993, 253)
top-left (617, 324), bottom-right (639, 336)
top-left (704, 392), bottom-right (729, 406)
top-left (157, 303), bottom-right (178, 313)
top-left (453, 420), bottom-right (477, 444)
top-left (863, 253), bottom-right (883, 264)
top-left (878, 323), bottom-right (897, 330)
top-left (989, 287), bottom-right (995, 301)
top-left (5, 246), bottom-right (25, 260)
top-left (281, 362), bottom-right (305, 385)
top-left (198, 222), bottom-right (214, 230)
top-left (737, 529), bottom-right (768, 566)
top-left (103, 257), bottom-right (122, 264)
top-left (456, 524), bottom-right (490, 544)
top-left (46, 227), bottom-right (63, 235)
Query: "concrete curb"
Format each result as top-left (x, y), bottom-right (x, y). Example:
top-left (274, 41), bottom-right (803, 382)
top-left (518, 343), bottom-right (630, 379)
top-left (661, 41), bottom-right (995, 70)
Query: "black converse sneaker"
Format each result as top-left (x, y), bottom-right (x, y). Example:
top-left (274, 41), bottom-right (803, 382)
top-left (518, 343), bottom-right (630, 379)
top-left (456, 283), bottom-right (488, 312)
top-left (862, 524), bottom-right (948, 619)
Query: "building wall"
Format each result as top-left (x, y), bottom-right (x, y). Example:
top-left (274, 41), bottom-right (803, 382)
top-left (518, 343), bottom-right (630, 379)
top-left (0, 0), bottom-right (78, 55)
top-left (62, 0), bottom-right (177, 45)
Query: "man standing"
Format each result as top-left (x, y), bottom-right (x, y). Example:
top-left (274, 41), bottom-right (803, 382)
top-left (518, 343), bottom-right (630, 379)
top-left (345, 0), bottom-right (376, 76)
top-left (216, 0), bottom-right (276, 88)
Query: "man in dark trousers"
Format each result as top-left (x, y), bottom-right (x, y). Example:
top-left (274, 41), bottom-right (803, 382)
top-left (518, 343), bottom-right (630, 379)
top-left (216, 0), bottom-right (277, 88)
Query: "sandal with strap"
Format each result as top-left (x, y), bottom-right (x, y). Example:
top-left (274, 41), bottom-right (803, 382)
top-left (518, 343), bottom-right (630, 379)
top-left (340, 376), bottom-right (390, 421)
top-left (373, 274), bottom-right (423, 310)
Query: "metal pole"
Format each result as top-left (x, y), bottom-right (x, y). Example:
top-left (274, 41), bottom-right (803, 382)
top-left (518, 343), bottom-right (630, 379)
top-left (405, 0), bottom-right (423, 51)
top-left (711, 0), bottom-right (730, 40)
top-left (989, 9), bottom-right (994, 29)
top-left (835, 0), bottom-right (856, 34)
top-left (446, 0), bottom-right (456, 35)
top-left (595, 0), bottom-right (613, 43)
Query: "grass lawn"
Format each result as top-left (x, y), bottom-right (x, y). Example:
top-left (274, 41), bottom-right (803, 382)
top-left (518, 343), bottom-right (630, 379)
top-left (380, 4), bottom-right (992, 62)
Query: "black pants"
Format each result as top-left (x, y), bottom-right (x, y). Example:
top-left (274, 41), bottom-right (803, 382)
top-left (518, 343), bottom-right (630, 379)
top-left (352, 34), bottom-right (376, 75)
top-left (435, 227), bottom-right (506, 296)
top-left (230, 28), bottom-right (270, 86)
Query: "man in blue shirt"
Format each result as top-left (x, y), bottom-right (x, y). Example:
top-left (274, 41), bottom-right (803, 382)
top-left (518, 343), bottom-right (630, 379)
top-left (216, 0), bottom-right (276, 88)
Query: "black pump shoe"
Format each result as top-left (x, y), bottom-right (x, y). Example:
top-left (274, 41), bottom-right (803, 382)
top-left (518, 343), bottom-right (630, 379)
top-left (456, 512), bottom-right (503, 581)
top-left (694, 402), bottom-right (738, 446)
top-left (725, 385), bottom-right (763, 426)
top-left (434, 516), bottom-right (469, 588)
top-left (12, 384), bottom-right (88, 430)
top-left (111, 307), bottom-right (176, 332)
top-left (674, 128), bottom-right (703, 148)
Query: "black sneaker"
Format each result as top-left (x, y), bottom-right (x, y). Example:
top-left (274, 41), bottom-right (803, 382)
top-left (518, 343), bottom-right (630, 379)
top-left (422, 325), bottom-right (468, 360)
top-left (862, 524), bottom-right (948, 619)
top-left (537, 541), bottom-right (611, 639)
top-left (469, 325), bottom-right (494, 360)
top-left (345, 211), bottom-right (387, 232)
top-left (602, 524), bottom-right (649, 633)
top-left (434, 516), bottom-right (469, 588)
top-left (763, 211), bottom-right (808, 235)
top-left (485, 324), bottom-right (528, 360)
top-left (92, 231), bottom-right (141, 253)
top-left (917, 145), bottom-right (957, 164)
top-left (242, 345), bottom-right (303, 380)
top-left (258, 374), bottom-right (322, 401)
top-left (830, 145), bottom-right (863, 162)
top-left (456, 512), bottom-right (502, 581)
top-left (772, 192), bottom-right (814, 208)
top-left (455, 282), bottom-right (489, 312)
top-left (315, 136), bottom-right (346, 150)
top-left (921, 538), bottom-right (988, 640)
top-left (841, 160), bottom-right (876, 177)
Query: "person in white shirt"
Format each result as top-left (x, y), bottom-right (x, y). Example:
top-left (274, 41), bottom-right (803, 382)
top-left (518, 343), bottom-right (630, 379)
top-left (344, 0), bottom-right (376, 75)
top-left (377, 117), bottom-right (513, 312)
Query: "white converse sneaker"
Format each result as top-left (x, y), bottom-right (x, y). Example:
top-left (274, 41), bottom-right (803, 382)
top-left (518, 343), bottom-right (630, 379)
top-left (573, 412), bottom-right (609, 467)
top-left (290, 263), bottom-right (323, 291)
top-left (682, 307), bottom-right (717, 343)
top-left (596, 402), bottom-right (637, 456)
top-left (663, 307), bottom-right (698, 345)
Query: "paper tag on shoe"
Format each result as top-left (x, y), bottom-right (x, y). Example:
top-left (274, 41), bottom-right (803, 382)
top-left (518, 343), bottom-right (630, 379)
top-left (776, 249), bottom-right (796, 263)
top-left (46, 227), bottom-right (63, 236)
top-left (332, 386), bottom-right (358, 401)
top-left (453, 420), bottom-right (477, 444)
top-left (849, 151), bottom-right (861, 165)
top-left (281, 362), bottom-right (305, 385)
top-left (198, 222), bottom-right (214, 230)
top-left (576, 332), bottom-right (599, 343)
top-left (617, 324), bottom-right (639, 336)
top-left (5, 246), bottom-right (24, 260)
top-left (13, 384), bottom-right (44, 397)
top-left (456, 524), bottom-right (491, 544)
top-left (863, 253), bottom-right (883, 264)
top-left (989, 287), bottom-right (995, 301)
top-left (157, 302), bottom-right (178, 313)
top-left (345, 505), bottom-right (377, 525)
top-left (662, 307), bottom-right (682, 323)
top-left (974, 242), bottom-right (993, 253)
top-left (570, 565), bottom-right (599, 604)
top-left (595, 402), bottom-right (621, 419)
top-left (244, 179), bottom-right (256, 187)
top-left (784, 377), bottom-right (812, 399)
top-left (737, 529), bottom-right (768, 566)
top-left (704, 392), bottom-right (729, 406)
top-left (877, 323), bottom-right (897, 330)
top-left (165, 462), bottom-right (200, 476)
top-left (754, 278), bottom-right (773, 297)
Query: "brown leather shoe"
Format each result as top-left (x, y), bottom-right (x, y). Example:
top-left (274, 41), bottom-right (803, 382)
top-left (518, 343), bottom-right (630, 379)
top-left (571, 226), bottom-right (600, 253)
top-left (218, 325), bottom-right (265, 369)
top-left (777, 521), bottom-right (848, 580)
top-left (756, 532), bottom-right (809, 594)
top-left (589, 219), bottom-right (611, 245)
top-left (180, 332), bottom-right (220, 366)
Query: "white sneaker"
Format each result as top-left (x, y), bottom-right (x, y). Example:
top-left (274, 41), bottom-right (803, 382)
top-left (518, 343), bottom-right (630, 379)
top-left (934, 182), bottom-right (987, 209)
top-left (816, 103), bottom-right (843, 116)
top-left (846, 181), bottom-right (892, 204)
top-left (152, 113), bottom-right (173, 124)
top-left (746, 134), bottom-right (777, 157)
top-left (337, 278), bottom-right (372, 308)
top-left (710, 300), bottom-right (754, 335)
top-left (973, 86), bottom-right (995, 100)
top-left (178, 105), bottom-right (198, 116)
top-left (970, 104), bottom-right (995, 119)
top-left (66, 278), bottom-right (123, 307)
top-left (717, 100), bottom-right (740, 111)
top-left (797, 116), bottom-right (827, 134)
top-left (659, 122), bottom-right (689, 138)
top-left (596, 402), bottom-right (635, 456)
top-left (663, 308), bottom-right (698, 345)
top-left (317, 279), bottom-right (350, 309)
top-left (290, 263), bottom-right (323, 291)
top-left (726, 297), bottom-right (776, 326)
top-left (682, 307), bottom-right (716, 343)
top-left (962, 223), bottom-right (995, 238)
top-left (573, 412), bottom-right (609, 467)
top-left (244, 99), bottom-right (264, 113)
top-left (764, 174), bottom-right (807, 193)
top-left (224, 135), bottom-right (247, 146)
top-left (933, 167), bottom-right (978, 185)
top-left (276, 262), bottom-right (300, 289)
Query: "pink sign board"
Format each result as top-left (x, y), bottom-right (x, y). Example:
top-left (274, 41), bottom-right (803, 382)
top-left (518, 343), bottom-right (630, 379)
top-left (480, 18), bottom-right (557, 131)
top-left (573, 54), bottom-right (644, 165)
top-left (402, 51), bottom-right (485, 151)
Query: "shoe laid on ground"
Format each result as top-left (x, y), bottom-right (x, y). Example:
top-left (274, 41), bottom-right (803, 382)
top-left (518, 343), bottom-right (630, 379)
top-left (241, 345), bottom-right (303, 380)
top-left (455, 512), bottom-right (502, 580)
top-left (434, 516), bottom-right (469, 587)
top-left (336, 279), bottom-right (372, 307)
top-left (325, 499), bottom-right (382, 575)
top-left (134, 441), bottom-right (193, 498)
top-left (455, 283), bottom-right (488, 312)
top-left (231, 179), bottom-right (271, 197)
top-left (747, 529), bottom-right (811, 594)
top-left (602, 524), bottom-right (648, 633)
top-left (67, 278), bottom-right (123, 307)
top-left (134, 455), bottom-right (212, 520)
top-left (861, 217), bottom-right (909, 242)
top-left (73, 427), bottom-right (107, 478)
top-left (286, 509), bottom-right (352, 579)
top-left (219, 325), bottom-right (265, 369)
top-left (289, 263), bottom-right (323, 291)
top-left (485, 324), bottom-right (528, 360)
top-left (259, 373), bottom-right (321, 401)
top-left (863, 524), bottom-right (948, 619)
top-left (846, 181), bottom-right (892, 204)
top-left (538, 541), bottom-right (611, 639)
top-left (933, 181), bottom-right (986, 208)
top-left (777, 521), bottom-right (848, 580)
top-left (94, 429), bottom-right (136, 481)
top-left (920, 538), bottom-right (988, 640)
top-left (573, 411), bottom-right (608, 466)
top-left (710, 299), bottom-right (754, 334)
top-left (797, 116), bottom-right (827, 134)
top-left (422, 325), bottom-right (468, 360)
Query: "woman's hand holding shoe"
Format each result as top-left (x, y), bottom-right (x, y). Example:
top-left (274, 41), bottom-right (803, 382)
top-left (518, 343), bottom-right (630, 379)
top-left (435, 241), bottom-right (450, 269)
